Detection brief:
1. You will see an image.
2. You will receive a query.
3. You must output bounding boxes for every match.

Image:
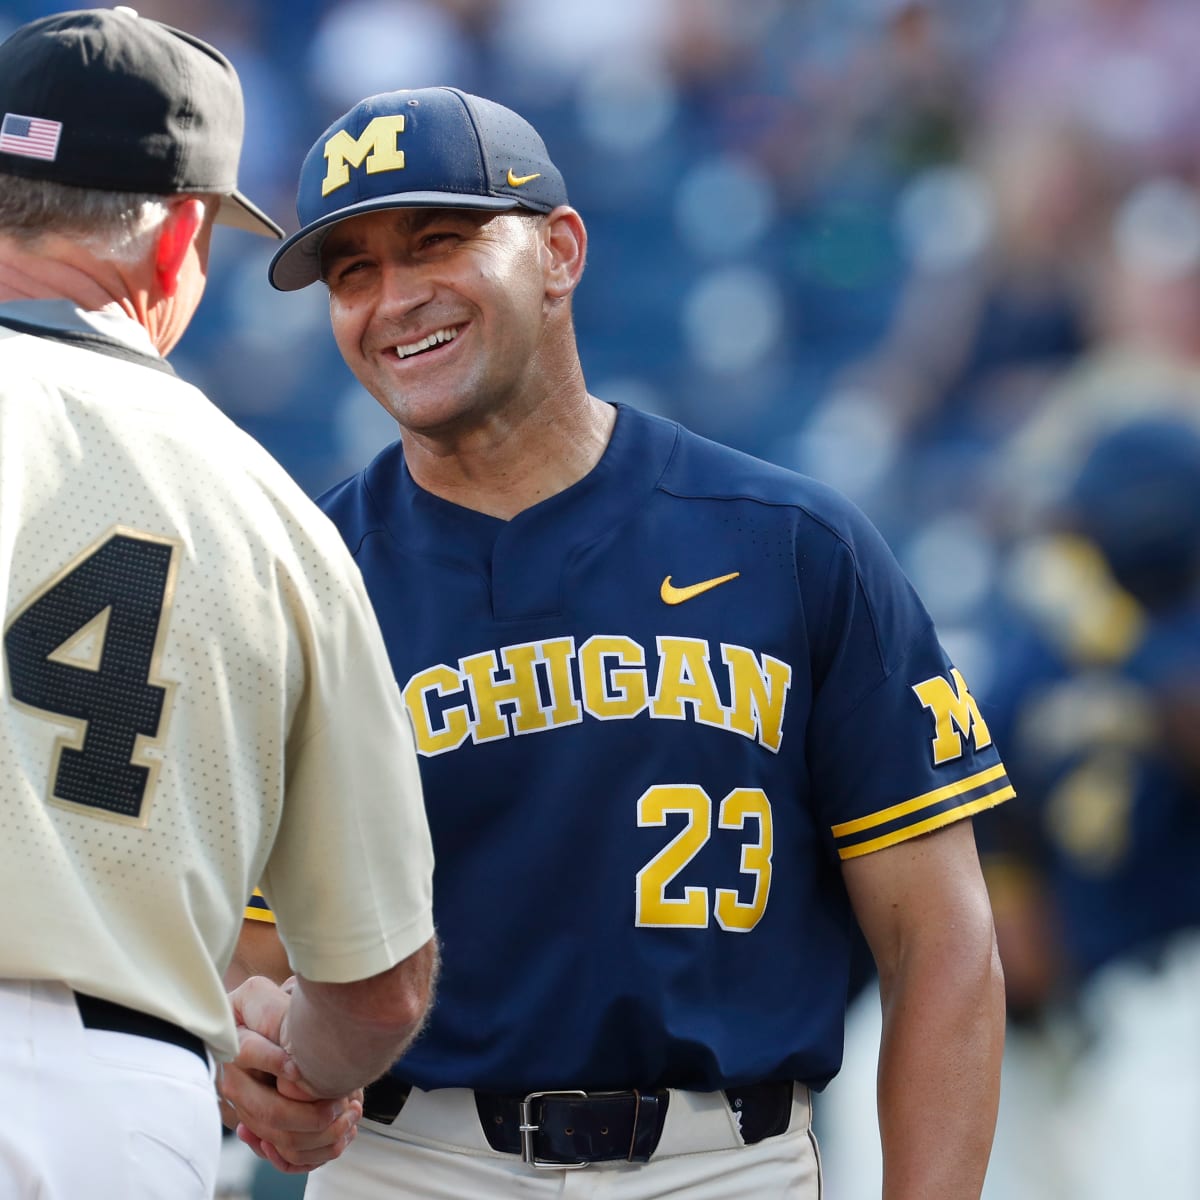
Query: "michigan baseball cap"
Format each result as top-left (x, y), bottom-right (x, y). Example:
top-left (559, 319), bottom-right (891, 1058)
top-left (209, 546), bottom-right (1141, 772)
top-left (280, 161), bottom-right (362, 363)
top-left (268, 86), bottom-right (567, 291)
top-left (0, 6), bottom-right (282, 239)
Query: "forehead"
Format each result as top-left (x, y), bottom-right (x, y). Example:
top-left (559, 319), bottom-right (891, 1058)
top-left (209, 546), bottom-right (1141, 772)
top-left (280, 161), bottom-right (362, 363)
top-left (318, 207), bottom-right (499, 257)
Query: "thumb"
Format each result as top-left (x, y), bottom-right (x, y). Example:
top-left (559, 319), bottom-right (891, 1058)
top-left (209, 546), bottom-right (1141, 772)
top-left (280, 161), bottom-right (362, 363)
top-left (230, 975), bottom-right (289, 1044)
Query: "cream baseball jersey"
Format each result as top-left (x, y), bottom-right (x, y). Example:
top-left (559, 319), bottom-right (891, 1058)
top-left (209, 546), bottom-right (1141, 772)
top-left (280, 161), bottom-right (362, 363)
top-left (286, 401), bottom-right (1011, 1094)
top-left (0, 302), bottom-right (434, 1060)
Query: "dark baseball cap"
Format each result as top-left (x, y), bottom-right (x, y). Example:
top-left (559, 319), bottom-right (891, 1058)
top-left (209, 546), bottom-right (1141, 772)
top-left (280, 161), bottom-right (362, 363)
top-left (0, 7), bottom-right (282, 239)
top-left (268, 86), bottom-right (567, 291)
top-left (1066, 415), bottom-right (1200, 610)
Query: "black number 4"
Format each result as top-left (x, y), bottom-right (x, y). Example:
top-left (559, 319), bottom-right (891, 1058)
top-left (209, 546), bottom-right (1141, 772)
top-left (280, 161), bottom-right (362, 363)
top-left (4, 530), bottom-right (178, 824)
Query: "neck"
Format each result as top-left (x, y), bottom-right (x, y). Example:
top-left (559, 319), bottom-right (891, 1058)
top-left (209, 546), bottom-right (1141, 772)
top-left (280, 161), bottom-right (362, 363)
top-left (0, 233), bottom-right (155, 341)
top-left (402, 390), bottom-right (617, 520)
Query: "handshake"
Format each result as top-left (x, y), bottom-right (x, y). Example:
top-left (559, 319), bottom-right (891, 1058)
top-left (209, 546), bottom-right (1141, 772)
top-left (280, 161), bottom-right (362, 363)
top-left (217, 914), bottom-right (436, 1174)
top-left (216, 976), bottom-right (374, 1174)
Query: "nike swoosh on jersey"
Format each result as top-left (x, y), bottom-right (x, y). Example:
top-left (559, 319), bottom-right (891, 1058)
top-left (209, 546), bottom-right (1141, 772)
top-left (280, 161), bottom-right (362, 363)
top-left (660, 572), bottom-right (741, 605)
top-left (506, 168), bottom-right (542, 187)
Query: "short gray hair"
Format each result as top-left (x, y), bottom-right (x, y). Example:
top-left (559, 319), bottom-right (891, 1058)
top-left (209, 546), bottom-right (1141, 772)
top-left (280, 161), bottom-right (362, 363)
top-left (0, 173), bottom-right (172, 263)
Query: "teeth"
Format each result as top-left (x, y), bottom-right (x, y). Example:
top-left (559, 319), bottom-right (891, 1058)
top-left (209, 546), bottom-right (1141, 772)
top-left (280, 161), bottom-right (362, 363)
top-left (393, 327), bottom-right (458, 360)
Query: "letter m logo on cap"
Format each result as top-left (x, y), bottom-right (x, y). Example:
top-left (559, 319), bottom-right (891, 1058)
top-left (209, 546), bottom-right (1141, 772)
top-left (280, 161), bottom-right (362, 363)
top-left (322, 115), bottom-right (407, 197)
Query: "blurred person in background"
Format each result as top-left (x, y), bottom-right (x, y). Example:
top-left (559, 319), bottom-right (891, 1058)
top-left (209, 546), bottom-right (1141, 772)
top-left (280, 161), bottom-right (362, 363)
top-left (821, 414), bottom-right (1200, 1200)
top-left (982, 414), bottom-right (1200, 1199)
top-left (998, 176), bottom-right (1200, 533)
top-left (801, 108), bottom-right (1108, 544)
top-left (982, 0), bottom-right (1200, 182)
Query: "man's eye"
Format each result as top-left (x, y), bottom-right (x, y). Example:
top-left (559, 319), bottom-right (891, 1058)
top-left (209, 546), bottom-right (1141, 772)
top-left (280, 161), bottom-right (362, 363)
top-left (326, 260), bottom-right (368, 285)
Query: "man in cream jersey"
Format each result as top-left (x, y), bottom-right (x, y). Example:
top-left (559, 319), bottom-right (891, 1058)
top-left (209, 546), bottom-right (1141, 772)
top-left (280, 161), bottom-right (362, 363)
top-left (0, 10), bottom-right (436, 1198)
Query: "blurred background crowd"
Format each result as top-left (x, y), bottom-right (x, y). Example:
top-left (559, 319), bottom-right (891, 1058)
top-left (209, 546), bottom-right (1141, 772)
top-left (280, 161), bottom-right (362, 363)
top-left (6, 0), bottom-right (1200, 1196)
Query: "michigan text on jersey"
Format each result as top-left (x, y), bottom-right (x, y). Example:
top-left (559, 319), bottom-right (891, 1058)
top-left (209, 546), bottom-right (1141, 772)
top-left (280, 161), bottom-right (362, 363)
top-left (403, 635), bottom-right (793, 756)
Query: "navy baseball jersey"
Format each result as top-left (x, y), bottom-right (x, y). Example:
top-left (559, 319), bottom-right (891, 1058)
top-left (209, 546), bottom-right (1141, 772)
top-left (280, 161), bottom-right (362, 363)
top-left (985, 589), bottom-right (1200, 982)
top-left (310, 402), bottom-right (1010, 1093)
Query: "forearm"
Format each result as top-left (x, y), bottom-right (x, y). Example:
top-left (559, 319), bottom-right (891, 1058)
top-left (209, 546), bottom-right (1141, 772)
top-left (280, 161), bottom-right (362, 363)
top-left (876, 934), bottom-right (1006, 1199)
top-left (281, 939), bottom-right (438, 1099)
top-left (225, 917), bottom-right (293, 989)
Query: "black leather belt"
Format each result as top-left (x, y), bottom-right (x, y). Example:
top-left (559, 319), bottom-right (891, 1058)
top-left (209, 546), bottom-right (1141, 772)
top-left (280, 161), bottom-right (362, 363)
top-left (477, 1088), bottom-right (671, 1166)
top-left (75, 992), bottom-right (207, 1064)
top-left (362, 1075), bottom-right (794, 1167)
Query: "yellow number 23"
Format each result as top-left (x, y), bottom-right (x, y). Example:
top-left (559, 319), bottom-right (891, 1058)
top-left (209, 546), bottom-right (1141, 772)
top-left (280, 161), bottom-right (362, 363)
top-left (635, 785), bottom-right (773, 931)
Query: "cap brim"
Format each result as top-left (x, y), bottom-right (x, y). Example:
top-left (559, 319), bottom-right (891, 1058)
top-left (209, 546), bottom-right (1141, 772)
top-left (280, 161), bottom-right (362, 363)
top-left (217, 190), bottom-right (285, 239)
top-left (267, 191), bottom-right (521, 291)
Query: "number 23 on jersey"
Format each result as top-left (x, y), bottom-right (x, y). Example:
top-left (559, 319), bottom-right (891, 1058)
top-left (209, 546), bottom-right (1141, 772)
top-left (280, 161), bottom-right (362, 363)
top-left (636, 784), bottom-right (773, 931)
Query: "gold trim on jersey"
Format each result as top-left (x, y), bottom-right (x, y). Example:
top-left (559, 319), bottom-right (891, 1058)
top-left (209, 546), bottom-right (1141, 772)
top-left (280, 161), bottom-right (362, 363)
top-left (46, 606), bottom-right (111, 672)
top-left (831, 764), bottom-right (1014, 860)
top-left (245, 886), bottom-right (277, 923)
top-left (831, 764), bottom-right (1008, 838)
top-left (836, 788), bottom-right (1015, 860)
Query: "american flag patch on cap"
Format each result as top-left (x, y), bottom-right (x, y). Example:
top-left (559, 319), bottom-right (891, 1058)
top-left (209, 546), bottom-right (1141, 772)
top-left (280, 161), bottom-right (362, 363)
top-left (0, 112), bottom-right (62, 160)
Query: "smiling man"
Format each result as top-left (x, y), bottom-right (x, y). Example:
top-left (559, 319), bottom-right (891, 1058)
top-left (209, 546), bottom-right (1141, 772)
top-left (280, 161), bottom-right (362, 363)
top-left (221, 86), bottom-right (1011, 1200)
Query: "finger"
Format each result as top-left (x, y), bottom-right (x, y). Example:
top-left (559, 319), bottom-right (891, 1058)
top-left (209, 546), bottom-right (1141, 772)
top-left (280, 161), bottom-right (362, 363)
top-left (257, 1120), bottom-right (357, 1172)
top-left (259, 1140), bottom-right (312, 1175)
top-left (234, 1026), bottom-right (290, 1080)
top-left (275, 1071), bottom-right (319, 1102)
top-left (221, 1062), bottom-right (347, 1134)
top-left (234, 1125), bottom-right (270, 1161)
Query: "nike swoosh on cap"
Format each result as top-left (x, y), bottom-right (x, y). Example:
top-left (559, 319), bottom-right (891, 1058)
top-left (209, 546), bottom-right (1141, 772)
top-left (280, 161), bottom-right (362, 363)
top-left (507, 168), bottom-right (541, 187)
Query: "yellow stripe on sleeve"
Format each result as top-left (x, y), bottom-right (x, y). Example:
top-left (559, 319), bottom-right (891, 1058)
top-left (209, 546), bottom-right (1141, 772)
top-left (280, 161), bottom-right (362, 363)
top-left (837, 785), bottom-right (1015, 860)
top-left (243, 886), bottom-right (276, 924)
top-left (830, 764), bottom-right (1009, 839)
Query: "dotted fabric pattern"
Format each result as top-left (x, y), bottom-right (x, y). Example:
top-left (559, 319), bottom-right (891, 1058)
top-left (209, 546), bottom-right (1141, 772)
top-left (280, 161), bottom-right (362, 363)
top-left (0, 322), bottom-right (433, 1059)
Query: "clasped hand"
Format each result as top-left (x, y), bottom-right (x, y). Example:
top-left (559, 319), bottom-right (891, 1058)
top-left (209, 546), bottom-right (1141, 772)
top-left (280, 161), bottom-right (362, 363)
top-left (218, 976), bottom-right (364, 1174)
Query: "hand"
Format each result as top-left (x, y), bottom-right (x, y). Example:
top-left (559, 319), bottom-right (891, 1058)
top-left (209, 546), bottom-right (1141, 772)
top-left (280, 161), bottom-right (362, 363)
top-left (220, 976), bottom-right (363, 1172)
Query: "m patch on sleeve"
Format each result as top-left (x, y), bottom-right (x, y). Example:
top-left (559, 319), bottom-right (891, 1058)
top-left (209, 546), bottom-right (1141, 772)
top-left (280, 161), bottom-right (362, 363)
top-left (912, 667), bottom-right (992, 765)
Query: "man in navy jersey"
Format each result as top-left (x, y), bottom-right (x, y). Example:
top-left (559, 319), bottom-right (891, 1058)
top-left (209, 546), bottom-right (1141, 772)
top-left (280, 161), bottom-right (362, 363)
top-left (220, 86), bottom-right (1011, 1198)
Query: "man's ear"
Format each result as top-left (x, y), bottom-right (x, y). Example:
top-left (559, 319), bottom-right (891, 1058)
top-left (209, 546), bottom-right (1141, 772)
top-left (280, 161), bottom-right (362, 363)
top-left (154, 197), bottom-right (207, 297)
top-left (543, 206), bottom-right (587, 299)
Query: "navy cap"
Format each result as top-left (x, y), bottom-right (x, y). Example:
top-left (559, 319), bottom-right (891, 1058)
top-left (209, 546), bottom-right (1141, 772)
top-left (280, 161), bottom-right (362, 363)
top-left (0, 7), bottom-right (282, 239)
top-left (1067, 415), bottom-right (1200, 611)
top-left (268, 86), bottom-right (567, 291)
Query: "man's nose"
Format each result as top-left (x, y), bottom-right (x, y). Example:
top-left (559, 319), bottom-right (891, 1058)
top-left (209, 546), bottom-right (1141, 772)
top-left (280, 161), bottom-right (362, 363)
top-left (376, 259), bottom-right (436, 315)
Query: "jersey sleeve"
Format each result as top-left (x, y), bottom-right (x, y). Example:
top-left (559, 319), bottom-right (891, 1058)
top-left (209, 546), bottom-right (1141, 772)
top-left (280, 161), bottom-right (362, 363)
top-left (244, 888), bottom-right (275, 924)
top-left (803, 505), bottom-right (1013, 860)
top-left (258, 550), bottom-right (435, 984)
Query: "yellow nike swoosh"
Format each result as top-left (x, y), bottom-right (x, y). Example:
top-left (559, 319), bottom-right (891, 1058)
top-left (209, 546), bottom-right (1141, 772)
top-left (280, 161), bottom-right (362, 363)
top-left (507, 168), bottom-right (542, 188)
top-left (660, 572), bottom-right (741, 605)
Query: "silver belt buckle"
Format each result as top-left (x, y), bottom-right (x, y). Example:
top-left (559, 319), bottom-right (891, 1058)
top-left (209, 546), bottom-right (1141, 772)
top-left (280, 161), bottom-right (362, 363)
top-left (519, 1089), bottom-right (590, 1169)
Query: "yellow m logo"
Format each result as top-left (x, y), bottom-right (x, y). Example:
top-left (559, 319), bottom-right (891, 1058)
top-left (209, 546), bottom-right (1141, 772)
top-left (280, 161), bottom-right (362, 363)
top-left (322, 115), bottom-right (408, 197)
top-left (912, 668), bottom-right (992, 765)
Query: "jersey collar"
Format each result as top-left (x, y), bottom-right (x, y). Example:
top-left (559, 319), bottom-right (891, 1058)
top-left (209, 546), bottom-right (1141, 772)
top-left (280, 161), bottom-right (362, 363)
top-left (0, 299), bottom-right (172, 373)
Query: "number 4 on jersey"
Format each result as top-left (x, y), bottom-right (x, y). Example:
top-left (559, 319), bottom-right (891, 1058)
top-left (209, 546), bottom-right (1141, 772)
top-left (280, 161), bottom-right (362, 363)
top-left (4, 529), bottom-right (179, 825)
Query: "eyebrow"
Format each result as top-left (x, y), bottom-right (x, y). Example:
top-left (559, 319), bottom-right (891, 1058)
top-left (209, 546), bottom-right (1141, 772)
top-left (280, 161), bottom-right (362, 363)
top-left (320, 209), bottom-right (491, 265)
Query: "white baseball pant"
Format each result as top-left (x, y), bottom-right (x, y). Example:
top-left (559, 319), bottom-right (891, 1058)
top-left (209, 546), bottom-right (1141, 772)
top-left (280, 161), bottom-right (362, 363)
top-left (0, 979), bottom-right (220, 1199)
top-left (304, 1083), bottom-right (820, 1199)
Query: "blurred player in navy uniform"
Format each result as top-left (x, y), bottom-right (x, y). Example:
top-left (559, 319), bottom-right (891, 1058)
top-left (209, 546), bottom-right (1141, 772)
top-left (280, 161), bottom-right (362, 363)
top-left (222, 86), bottom-right (1011, 1198)
top-left (0, 12), bottom-right (436, 1199)
top-left (981, 415), bottom-right (1200, 1199)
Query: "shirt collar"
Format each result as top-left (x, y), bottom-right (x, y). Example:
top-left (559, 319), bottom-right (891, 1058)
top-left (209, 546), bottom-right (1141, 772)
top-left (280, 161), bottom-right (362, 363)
top-left (0, 299), bottom-right (159, 358)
